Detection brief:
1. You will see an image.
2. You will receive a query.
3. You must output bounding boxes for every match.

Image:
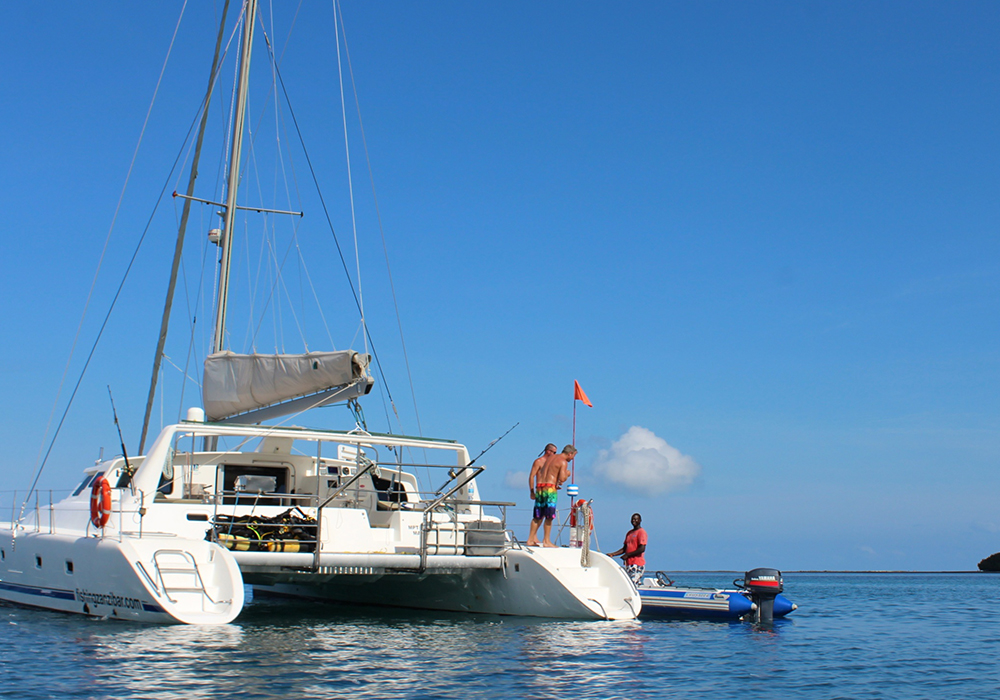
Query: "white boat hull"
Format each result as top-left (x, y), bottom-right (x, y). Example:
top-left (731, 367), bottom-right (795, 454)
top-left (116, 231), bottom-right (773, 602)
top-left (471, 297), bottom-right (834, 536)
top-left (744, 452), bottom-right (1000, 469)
top-left (0, 525), bottom-right (244, 624)
top-left (247, 547), bottom-right (639, 620)
top-left (1, 424), bottom-right (639, 624)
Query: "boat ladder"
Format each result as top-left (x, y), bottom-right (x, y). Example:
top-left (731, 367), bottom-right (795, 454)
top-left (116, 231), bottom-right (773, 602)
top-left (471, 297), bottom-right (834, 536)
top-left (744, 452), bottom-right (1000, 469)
top-left (152, 549), bottom-right (223, 605)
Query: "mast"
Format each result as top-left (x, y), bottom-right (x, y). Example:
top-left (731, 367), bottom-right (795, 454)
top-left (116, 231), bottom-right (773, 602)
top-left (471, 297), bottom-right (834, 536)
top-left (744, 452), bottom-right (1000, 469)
top-left (213, 0), bottom-right (259, 355)
top-left (191, 0), bottom-right (372, 428)
top-left (139, 0), bottom-right (231, 453)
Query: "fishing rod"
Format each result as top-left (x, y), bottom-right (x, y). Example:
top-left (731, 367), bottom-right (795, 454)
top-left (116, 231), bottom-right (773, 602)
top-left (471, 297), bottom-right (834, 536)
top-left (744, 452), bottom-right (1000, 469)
top-left (436, 422), bottom-right (519, 493)
top-left (467, 422), bottom-right (519, 468)
top-left (108, 387), bottom-right (135, 490)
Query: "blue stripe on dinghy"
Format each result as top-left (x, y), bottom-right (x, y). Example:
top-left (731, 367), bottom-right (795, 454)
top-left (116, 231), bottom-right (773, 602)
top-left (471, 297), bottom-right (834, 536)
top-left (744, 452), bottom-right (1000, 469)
top-left (0, 581), bottom-right (76, 601)
top-left (638, 587), bottom-right (755, 619)
top-left (640, 592), bottom-right (727, 602)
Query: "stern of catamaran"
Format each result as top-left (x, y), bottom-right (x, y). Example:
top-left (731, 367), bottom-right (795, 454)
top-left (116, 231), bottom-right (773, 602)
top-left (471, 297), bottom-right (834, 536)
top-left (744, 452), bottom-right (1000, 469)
top-left (119, 417), bottom-right (639, 620)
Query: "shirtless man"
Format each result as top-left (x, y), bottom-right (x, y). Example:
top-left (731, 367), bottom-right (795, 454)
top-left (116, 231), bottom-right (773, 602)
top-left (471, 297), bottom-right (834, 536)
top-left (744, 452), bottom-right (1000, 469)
top-left (527, 443), bottom-right (557, 503)
top-left (526, 445), bottom-right (576, 547)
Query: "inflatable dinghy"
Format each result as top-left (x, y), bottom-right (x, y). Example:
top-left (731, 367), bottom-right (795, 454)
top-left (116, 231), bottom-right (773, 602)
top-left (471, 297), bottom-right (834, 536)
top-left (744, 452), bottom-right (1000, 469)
top-left (638, 570), bottom-right (796, 621)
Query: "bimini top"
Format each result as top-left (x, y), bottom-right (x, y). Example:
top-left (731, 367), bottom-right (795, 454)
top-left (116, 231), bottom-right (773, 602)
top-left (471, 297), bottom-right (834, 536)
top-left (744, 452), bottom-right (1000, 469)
top-left (202, 350), bottom-right (372, 422)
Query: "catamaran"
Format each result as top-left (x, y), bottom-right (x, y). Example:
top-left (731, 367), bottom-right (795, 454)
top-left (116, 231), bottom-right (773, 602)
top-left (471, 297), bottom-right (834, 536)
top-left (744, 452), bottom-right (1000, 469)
top-left (0, 1), bottom-right (639, 624)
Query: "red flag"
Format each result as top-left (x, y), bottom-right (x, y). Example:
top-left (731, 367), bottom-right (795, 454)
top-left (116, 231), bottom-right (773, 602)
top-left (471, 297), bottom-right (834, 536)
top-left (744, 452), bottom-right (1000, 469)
top-left (574, 380), bottom-right (593, 407)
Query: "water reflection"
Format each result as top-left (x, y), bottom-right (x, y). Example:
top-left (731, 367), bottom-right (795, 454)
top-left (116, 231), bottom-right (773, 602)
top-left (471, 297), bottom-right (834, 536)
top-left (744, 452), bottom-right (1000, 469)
top-left (9, 575), bottom-right (1000, 700)
top-left (0, 598), bottom-right (761, 700)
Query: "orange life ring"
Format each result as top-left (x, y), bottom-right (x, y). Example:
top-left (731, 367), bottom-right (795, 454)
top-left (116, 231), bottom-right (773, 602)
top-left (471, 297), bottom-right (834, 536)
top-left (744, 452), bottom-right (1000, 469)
top-left (90, 476), bottom-right (112, 529)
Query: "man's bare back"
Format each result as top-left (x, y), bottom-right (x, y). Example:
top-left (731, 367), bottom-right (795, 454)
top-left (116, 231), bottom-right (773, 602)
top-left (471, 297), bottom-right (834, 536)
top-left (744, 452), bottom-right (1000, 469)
top-left (537, 451), bottom-right (571, 488)
top-left (528, 444), bottom-right (557, 498)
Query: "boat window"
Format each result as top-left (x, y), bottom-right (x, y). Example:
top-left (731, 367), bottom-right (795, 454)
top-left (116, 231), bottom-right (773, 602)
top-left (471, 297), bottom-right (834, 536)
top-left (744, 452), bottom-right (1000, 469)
top-left (372, 473), bottom-right (408, 504)
top-left (65, 561), bottom-right (74, 574)
top-left (35, 556), bottom-right (42, 569)
top-left (72, 473), bottom-right (101, 497)
top-left (221, 465), bottom-right (288, 506)
top-left (157, 461), bottom-right (175, 496)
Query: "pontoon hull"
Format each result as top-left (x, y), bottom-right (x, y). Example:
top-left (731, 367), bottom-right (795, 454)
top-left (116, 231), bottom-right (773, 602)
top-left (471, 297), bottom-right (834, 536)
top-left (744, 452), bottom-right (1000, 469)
top-left (0, 526), bottom-right (244, 624)
top-left (638, 583), bottom-right (796, 621)
top-left (246, 547), bottom-right (640, 620)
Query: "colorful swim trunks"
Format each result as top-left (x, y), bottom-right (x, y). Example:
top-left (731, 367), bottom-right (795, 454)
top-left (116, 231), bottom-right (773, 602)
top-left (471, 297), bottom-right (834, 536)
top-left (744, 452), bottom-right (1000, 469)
top-left (533, 483), bottom-right (557, 520)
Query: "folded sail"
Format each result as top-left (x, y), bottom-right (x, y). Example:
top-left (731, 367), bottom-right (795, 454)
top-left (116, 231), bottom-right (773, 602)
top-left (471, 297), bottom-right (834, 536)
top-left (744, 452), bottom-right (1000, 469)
top-left (203, 350), bottom-right (372, 421)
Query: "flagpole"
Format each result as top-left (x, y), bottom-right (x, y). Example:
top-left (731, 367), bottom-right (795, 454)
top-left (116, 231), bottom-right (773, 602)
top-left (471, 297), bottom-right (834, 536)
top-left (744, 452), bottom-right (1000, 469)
top-left (570, 380), bottom-right (591, 485)
top-left (572, 384), bottom-right (577, 482)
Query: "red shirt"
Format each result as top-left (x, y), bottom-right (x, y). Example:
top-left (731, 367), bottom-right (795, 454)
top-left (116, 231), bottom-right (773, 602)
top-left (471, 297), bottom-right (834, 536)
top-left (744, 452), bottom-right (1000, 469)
top-left (624, 527), bottom-right (647, 566)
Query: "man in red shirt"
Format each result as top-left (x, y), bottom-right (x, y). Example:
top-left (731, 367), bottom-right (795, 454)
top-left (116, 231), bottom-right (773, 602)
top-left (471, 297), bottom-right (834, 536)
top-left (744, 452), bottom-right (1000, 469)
top-left (608, 513), bottom-right (647, 585)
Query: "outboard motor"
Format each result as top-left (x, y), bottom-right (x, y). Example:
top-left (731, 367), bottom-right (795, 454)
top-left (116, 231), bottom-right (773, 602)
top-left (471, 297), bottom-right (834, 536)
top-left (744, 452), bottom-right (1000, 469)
top-left (742, 568), bottom-right (783, 623)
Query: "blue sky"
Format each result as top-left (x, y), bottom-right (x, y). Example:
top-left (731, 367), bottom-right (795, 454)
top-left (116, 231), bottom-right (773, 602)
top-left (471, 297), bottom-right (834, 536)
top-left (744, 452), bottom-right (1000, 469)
top-left (2, 2), bottom-right (998, 572)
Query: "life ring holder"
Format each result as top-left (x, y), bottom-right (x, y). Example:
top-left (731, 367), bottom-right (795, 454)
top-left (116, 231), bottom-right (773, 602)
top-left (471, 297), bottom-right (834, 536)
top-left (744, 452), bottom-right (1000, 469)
top-left (569, 499), bottom-right (595, 531)
top-left (90, 476), bottom-right (112, 529)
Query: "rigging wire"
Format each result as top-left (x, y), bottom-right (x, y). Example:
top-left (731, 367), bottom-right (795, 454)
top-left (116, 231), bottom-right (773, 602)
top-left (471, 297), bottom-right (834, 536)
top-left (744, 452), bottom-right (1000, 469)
top-left (176, 246), bottom-right (210, 422)
top-left (228, 8), bottom-right (328, 356)
top-left (331, 2), bottom-right (429, 481)
top-left (274, 110), bottom-right (338, 351)
top-left (209, 2), bottom-right (255, 352)
top-left (140, 0), bottom-right (235, 453)
top-left (20, 114), bottom-right (204, 512)
top-left (27, 5), bottom-right (432, 513)
top-left (154, 3), bottom-right (331, 388)
top-left (255, 229), bottom-right (310, 348)
top-left (263, 27), bottom-right (399, 423)
top-left (271, 5), bottom-right (339, 351)
top-left (337, 2), bottom-right (423, 437)
top-left (227, 4), bottom-right (404, 440)
top-left (22, 1), bottom-right (192, 511)
top-left (267, 1), bottom-right (293, 355)
top-left (333, 0), bottom-right (367, 360)
top-left (245, 91), bottom-right (338, 352)
top-left (175, 6), bottom-right (247, 426)
top-left (166, 130), bottom-right (209, 424)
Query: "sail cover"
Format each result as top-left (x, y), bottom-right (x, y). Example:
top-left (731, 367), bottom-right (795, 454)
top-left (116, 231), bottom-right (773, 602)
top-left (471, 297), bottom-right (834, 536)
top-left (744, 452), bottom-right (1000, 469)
top-left (203, 350), bottom-right (371, 421)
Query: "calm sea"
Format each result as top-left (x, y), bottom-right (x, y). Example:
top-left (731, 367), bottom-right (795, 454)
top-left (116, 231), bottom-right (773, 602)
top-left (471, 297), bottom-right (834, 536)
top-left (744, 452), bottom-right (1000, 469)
top-left (2, 572), bottom-right (998, 699)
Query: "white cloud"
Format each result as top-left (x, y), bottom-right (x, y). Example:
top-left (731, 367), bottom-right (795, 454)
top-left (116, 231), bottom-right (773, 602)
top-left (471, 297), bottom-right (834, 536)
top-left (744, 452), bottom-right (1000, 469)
top-left (592, 426), bottom-right (701, 495)
top-left (505, 470), bottom-right (528, 490)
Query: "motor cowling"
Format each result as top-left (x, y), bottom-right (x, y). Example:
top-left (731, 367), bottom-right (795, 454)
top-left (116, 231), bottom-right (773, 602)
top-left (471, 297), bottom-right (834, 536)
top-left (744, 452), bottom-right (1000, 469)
top-left (743, 568), bottom-right (783, 623)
